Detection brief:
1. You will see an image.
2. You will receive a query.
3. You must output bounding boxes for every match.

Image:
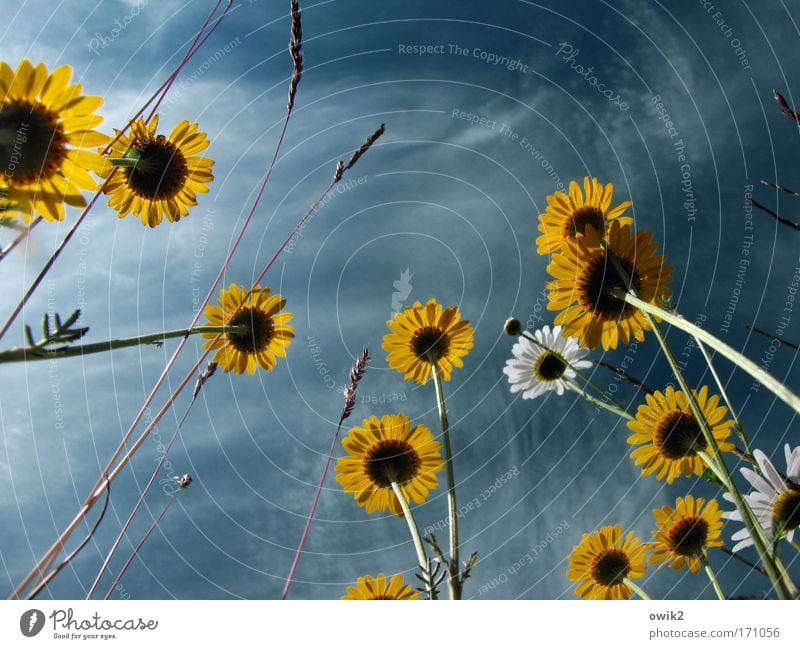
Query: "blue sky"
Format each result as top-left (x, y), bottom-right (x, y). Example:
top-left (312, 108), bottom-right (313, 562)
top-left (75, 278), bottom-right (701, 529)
top-left (1, 0), bottom-right (799, 600)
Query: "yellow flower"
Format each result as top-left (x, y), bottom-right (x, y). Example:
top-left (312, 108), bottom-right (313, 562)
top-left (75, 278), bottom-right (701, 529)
top-left (335, 413), bottom-right (444, 516)
top-left (627, 386), bottom-right (735, 484)
top-left (547, 221), bottom-right (673, 350)
top-left (567, 524), bottom-right (647, 600)
top-left (382, 298), bottom-right (474, 385)
top-left (536, 177), bottom-right (633, 254)
top-left (100, 115), bottom-right (213, 227)
top-left (0, 60), bottom-right (108, 222)
top-left (341, 573), bottom-right (420, 600)
top-left (202, 283), bottom-right (293, 375)
top-left (650, 495), bottom-right (724, 573)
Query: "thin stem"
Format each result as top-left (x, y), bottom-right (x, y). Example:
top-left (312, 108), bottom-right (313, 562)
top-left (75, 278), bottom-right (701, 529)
top-left (703, 558), bottom-right (726, 600)
top-left (761, 179), bottom-right (800, 198)
top-left (746, 324), bottom-right (799, 351)
top-left (718, 545), bottom-right (768, 577)
top-left (0, 325), bottom-right (247, 364)
top-left (751, 198), bottom-right (800, 231)
top-left (594, 359), bottom-right (654, 393)
top-left (103, 490), bottom-right (181, 600)
top-left (0, 217), bottom-right (40, 261)
top-left (565, 380), bottom-right (633, 420)
top-left (280, 417), bottom-right (345, 600)
top-left (390, 481), bottom-right (435, 600)
top-left (26, 482), bottom-right (111, 600)
top-left (695, 338), bottom-right (754, 457)
top-left (619, 292), bottom-right (800, 417)
top-left (623, 577), bottom-right (651, 600)
top-left (428, 357), bottom-right (461, 600)
top-left (87, 388), bottom-right (202, 599)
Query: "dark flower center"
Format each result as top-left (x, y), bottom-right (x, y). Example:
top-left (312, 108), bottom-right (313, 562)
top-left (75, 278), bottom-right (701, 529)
top-left (668, 516), bottom-right (709, 556)
top-left (566, 205), bottom-right (605, 238)
top-left (654, 411), bottom-right (705, 459)
top-left (580, 253), bottom-right (641, 319)
top-left (410, 326), bottom-right (449, 361)
top-left (226, 306), bottom-right (274, 354)
top-left (0, 101), bottom-right (66, 184)
top-left (364, 439), bottom-right (421, 487)
top-left (773, 489), bottom-right (800, 534)
top-left (591, 549), bottom-right (630, 587)
top-left (535, 352), bottom-right (568, 381)
top-left (125, 134), bottom-right (188, 200)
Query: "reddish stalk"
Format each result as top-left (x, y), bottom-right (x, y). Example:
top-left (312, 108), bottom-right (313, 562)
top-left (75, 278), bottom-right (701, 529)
top-left (0, 217), bottom-right (41, 260)
top-left (103, 486), bottom-right (185, 600)
top-left (85, 363), bottom-right (215, 599)
top-left (281, 349), bottom-right (370, 600)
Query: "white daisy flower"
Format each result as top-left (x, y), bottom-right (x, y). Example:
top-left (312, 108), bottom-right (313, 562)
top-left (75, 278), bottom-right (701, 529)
top-left (722, 444), bottom-right (800, 552)
top-left (503, 325), bottom-right (592, 400)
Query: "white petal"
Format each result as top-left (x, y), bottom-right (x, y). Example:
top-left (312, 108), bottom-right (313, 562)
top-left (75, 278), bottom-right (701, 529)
top-left (741, 467), bottom-right (776, 497)
top-left (756, 450), bottom-right (790, 492)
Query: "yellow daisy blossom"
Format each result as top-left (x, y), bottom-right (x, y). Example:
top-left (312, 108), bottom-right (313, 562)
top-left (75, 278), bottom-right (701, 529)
top-left (567, 524), bottom-right (647, 600)
top-left (0, 59), bottom-right (108, 222)
top-left (100, 114), bottom-right (213, 227)
top-left (650, 495), bottom-right (724, 573)
top-left (382, 298), bottom-right (474, 385)
top-left (335, 413), bottom-right (444, 516)
top-left (536, 176), bottom-right (633, 254)
top-left (341, 573), bottom-right (420, 600)
top-left (627, 386), bottom-right (735, 484)
top-left (547, 221), bottom-right (673, 350)
top-left (201, 283), bottom-right (293, 375)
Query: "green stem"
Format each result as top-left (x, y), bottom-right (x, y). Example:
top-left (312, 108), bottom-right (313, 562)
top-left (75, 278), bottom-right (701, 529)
top-left (0, 325), bottom-right (249, 363)
top-left (428, 357), bottom-right (461, 600)
top-left (702, 558), bottom-right (726, 600)
top-left (109, 157), bottom-right (142, 168)
top-left (620, 292), bottom-right (800, 416)
top-left (645, 312), bottom-right (790, 598)
top-left (623, 577), bottom-right (651, 600)
top-left (565, 380), bottom-right (633, 420)
top-left (390, 481), bottom-right (435, 600)
top-left (695, 339), bottom-right (755, 457)
top-left (602, 248), bottom-right (791, 599)
top-left (773, 552), bottom-right (799, 598)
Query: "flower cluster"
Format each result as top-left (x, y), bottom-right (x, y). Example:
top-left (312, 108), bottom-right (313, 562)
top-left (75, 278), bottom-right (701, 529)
top-left (0, 59), bottom-right (214, 227)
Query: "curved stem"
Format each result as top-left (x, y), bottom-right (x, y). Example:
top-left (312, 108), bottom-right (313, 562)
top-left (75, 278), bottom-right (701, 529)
top-left (428, 357), bottom-right (461, 600)
top-left (0, 325), bottom-right (248, 364)
top-left (623, 577), bottom-right (651, 600)
top-left (390, 481), bottom-right (435, 600)
top-left (702, 558), bottom-right (726, 600)
top-left (620, 292), bottom-right (800, 416)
